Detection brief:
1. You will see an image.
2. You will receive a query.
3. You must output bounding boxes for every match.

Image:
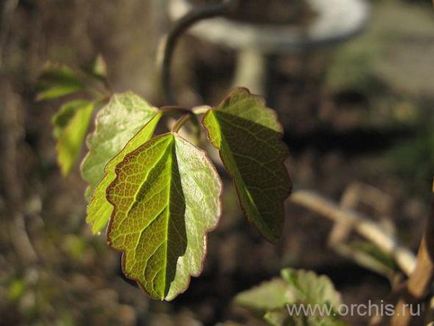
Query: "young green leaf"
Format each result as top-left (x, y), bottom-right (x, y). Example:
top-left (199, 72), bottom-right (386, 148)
top-left (263, 310), bottom-right (291, 326)
top-left (280, 269), bottom-right (342, 310)
top-left (281, 269), bottom-right (345, 326)
top-left (107, 133), bottom-right (222, 300)
top-left (86, 112), bottom-right (162, 234)
top-left (37, 64), bottom-right (84, 101)
top-left (234, 278), bottom-right (295, 312)
top-left (235, 268), bottom-right (345, 326)
top-left (203, 87), bottom-right (291, 242)
top-left (52, 100), bottom-right (94, 175)
top-left (81, 92), bottom-right (158, 195)
top-left (90, 55), bottom-right (108, 79)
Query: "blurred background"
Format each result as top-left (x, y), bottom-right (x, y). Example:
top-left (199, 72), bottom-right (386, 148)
top-left (0, 0), bottom-right (433, 325)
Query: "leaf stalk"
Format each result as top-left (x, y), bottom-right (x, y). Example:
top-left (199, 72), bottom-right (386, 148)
top-left (171, 113), bottom-right (192, 133)
top-left (161, 0), bottom-right (238, 104)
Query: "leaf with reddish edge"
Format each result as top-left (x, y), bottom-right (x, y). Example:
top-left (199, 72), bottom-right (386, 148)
top-left (107, 133), bottom-right (222, 300)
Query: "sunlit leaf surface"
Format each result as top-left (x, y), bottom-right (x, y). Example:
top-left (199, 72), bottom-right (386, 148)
top-left (107, 133), bottom-right (222, 300)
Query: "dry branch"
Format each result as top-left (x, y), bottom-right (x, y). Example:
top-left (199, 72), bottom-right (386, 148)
top-left (290, 190), bottom-right (416, 276)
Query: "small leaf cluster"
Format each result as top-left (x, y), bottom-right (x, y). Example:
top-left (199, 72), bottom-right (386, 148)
top-left (37, 58), bottom-right (109, 175)
top-left (234, 268), bottom-right (346, 326)
top-left (38, 63), bottom-right (292, 300)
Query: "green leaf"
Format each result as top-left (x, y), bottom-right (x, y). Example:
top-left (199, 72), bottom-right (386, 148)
top-left (280, 269), bottom-right (342, 309)
top-left (234, 268), bottom-right (345, 326)
top-left (203, 87), bottom-right (291, 242)
top-left (81, 92), bottom-right (158, 195)
top-left (234, 278), bottom-right (295, 312)
top-left (107, 133), bottom-right (222, 300)
top-left (37, 64), bottom-right (84, 101)
top-left (90, 55), bottom-right (108, 79)
top-left (348, 240), bottom-right (397, 270)
top-left (86, 112), bottom-right (162, 234)
top-left (263, 310), bottom-right (291, 326)
top-left (52, 100), bottom-right (94, 175)
top-left (281, 269), bottom-right (345, 326)
top-left (8, 279), bottom-right (26, 301)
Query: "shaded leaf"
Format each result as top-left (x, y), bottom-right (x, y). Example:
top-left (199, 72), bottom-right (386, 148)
top-left (348, 240), bottom-right (397, 270)
top-left (81, 92), bottom-right (158, 195)
top-left (203, 87), bottom-right (291, 242)
top-left (86, 112), bottom-right (162, 234)
top-left (37, 64), bottom-right (83, 101)
top-left (52, 100), bottom-right (94, 175)
top-left (107, 133), bottom-right (222, 300)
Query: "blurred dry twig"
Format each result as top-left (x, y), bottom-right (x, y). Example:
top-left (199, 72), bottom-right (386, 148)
top-left (328, 183), bottom-right (397, 280)
top-left (290, 190), bottom-right (416, 276)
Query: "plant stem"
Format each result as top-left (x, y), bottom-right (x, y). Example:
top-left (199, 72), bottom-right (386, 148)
top-left (171, 113), bottom-right (192, 133)
top-left (161, 0), bottom-right (238, 104)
